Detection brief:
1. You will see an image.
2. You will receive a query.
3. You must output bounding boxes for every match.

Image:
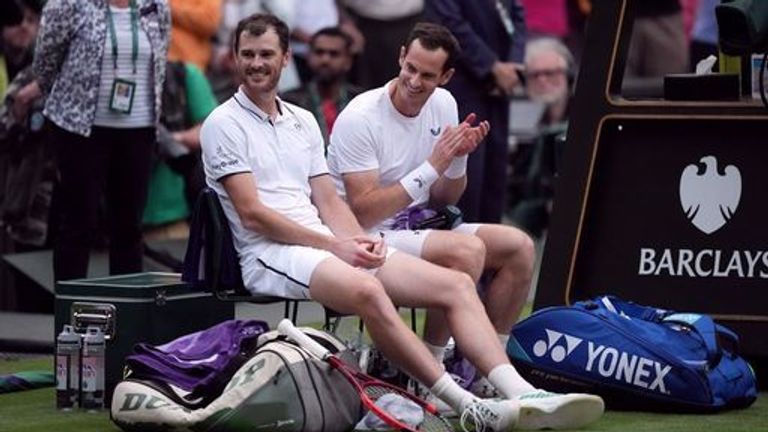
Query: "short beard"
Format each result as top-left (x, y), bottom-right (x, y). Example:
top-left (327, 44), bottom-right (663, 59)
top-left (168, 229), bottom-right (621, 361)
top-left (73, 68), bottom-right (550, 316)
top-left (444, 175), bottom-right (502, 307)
top-left (314, 72), bottom-right (343, 86)
top-left (529, 87), bottom-right (567, 106)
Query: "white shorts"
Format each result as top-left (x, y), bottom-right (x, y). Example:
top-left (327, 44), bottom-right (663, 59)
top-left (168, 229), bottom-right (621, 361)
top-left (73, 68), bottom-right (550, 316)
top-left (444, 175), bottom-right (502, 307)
top-left (379, 223), bottom-right (482, 258)
top-left (243, 239), bottom-right (397, 300)
top-left (243, 242), bottom-right (333, 300)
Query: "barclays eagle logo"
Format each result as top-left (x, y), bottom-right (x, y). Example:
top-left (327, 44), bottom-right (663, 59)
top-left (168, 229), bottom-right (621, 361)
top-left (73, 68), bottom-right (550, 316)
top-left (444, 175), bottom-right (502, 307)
top-left (679, 156), bottom-right (741, 235)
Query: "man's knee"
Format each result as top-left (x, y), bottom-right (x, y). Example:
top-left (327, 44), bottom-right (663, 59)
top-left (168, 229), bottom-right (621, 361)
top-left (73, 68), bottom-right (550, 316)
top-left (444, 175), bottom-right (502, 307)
top-left (516, 233), bottom-right (536, 268)
top-left (431, 233), bottom-right (486, 275)
top-left (493, 226), bottom-right (536, 271)
top-left (350, 276), bottom-right (391, 316)
top-left (443, 270), bottom-right (482, 306)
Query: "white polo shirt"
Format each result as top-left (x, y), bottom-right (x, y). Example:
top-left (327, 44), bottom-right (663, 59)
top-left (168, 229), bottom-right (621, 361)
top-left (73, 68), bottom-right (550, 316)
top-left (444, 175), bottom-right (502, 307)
top-left (327, 81), bottom-right (459, 232)
top-left (201, 88), bottom-right (331, 282)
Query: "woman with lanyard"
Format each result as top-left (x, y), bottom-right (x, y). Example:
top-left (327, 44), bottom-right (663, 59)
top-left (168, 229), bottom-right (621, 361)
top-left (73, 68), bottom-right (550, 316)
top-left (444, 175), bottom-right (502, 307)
top-left (14, 0), bottom-right (170, 282)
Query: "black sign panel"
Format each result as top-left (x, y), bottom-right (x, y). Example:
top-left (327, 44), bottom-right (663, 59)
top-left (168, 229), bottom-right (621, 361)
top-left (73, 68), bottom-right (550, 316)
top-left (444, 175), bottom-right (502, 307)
top-left (569, 117), bottom-right (768, 318)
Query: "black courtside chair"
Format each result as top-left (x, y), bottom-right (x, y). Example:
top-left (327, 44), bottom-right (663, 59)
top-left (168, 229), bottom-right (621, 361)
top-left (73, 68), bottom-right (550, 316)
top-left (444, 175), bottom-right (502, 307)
top-left (183, 188), bottom-right (303, 323)
top-left (185, 188), bottom-right (415, 334)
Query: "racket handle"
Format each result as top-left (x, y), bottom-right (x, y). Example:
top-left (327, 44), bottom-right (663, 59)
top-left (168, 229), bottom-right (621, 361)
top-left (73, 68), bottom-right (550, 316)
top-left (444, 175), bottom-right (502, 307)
top-left (277, 319), bottom-right (332, 360)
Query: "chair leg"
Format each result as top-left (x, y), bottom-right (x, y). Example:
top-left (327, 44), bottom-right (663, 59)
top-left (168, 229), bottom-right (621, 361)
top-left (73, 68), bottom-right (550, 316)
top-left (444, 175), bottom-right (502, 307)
top-left (291, 301), bottom-right (299, 324)
top-left (410, 308), bottom-right (417, 333)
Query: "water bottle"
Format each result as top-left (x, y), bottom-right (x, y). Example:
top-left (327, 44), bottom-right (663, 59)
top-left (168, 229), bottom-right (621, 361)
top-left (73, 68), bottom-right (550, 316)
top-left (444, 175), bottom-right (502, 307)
top-left (81, 326), bottom-right (106, 410)
top-left (55, 325), bottom-right (81, 410)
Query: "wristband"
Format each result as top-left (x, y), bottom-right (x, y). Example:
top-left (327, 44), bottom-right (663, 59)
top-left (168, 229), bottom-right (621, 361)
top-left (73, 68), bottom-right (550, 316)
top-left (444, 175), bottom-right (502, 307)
top-left (399, 161), bottom-right (439, 201)
top-left (444, 155), bottom-right (468, 179)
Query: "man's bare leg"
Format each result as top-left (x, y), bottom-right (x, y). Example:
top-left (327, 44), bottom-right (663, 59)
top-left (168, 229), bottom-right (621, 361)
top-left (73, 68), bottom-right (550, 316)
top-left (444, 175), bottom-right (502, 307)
top-left (309, 256), bottom-right (444, 387)
top-left (375, 251), bottom-right (510, 376)
top-left (420, 225), bottom-right (533, 345)
top-left (420, 231), bottom-right (486, 347)
top-left (474, 224), bottom-right (534, 335)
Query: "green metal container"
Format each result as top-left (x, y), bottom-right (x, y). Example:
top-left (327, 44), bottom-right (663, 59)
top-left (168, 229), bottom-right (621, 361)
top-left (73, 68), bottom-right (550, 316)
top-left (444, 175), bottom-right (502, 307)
top-left (54, 272), bottom-right (234, 404)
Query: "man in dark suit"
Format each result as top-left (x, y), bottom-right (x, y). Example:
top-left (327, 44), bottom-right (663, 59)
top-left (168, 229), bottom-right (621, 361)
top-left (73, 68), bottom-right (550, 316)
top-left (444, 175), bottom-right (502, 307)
top-left (425, 0), bottom-right (527, 223)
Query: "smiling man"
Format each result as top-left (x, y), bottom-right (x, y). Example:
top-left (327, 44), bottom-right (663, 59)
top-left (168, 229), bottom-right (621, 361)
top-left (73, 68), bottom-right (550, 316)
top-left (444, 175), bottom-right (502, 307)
top-left (198, 14), bottom-right (601, 432)
top-left (327, 22), bottom-right (543, 400)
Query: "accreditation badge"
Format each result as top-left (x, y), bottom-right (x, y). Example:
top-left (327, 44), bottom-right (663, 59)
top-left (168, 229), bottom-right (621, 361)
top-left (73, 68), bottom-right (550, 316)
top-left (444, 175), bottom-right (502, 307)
top-left (109, 78), bottom-right (136, 114)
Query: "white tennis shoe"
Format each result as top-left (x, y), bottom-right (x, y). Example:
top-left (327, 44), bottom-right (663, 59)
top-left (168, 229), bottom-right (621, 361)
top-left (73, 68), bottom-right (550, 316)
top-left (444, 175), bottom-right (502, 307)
top-left (459, 398), bottom-right (519, 432)
top-left (515, 390), bottom-right (604, 430)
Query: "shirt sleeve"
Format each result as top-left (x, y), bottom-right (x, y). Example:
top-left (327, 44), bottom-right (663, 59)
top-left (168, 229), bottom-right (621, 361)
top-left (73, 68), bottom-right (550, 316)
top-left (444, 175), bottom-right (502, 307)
top-left (305, 111), bottom-right (330, 178)
top-left (327, 108), bottom-right (379, 174)
top-left (33, 0), bottom-right (77, 94)
top-left (442, 91), bottom-right (460, 126)
top-left (200, 111), bottom-right (251, 181)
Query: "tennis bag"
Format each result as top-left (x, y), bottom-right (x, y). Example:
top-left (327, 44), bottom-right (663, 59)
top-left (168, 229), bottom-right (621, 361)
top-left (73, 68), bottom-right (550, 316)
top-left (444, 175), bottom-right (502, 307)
top-left (111, 327), bottom-right (362, 432)
top-left (507, 296), bottom-right (758, 412)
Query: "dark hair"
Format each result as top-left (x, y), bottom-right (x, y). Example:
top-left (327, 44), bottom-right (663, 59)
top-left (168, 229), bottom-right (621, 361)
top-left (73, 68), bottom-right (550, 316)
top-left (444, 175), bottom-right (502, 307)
top-left (15, 0), bottom-right (43, 15)
top-left (403, 22), bottom-right (461, 72)
top-left (233, 13), bottom-right (290, 54)
top-left (310, 27), bottom-right (353, 52)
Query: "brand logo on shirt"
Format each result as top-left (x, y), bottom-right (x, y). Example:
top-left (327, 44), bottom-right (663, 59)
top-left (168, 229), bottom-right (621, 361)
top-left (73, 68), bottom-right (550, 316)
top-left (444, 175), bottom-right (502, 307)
top-left (430, 126), bottom-right (441, 136)
top-left (413, 177), bottom-right (425, 188)
top-left (293, 122), bottom-right (302, 131)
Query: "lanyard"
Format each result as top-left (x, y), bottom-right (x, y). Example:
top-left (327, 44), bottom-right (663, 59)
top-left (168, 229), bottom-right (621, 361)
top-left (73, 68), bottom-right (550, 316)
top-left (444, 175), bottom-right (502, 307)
top-left (494, 0), bottom-right (515, 38)
top-left (106, 0), bottom-right (139, 74)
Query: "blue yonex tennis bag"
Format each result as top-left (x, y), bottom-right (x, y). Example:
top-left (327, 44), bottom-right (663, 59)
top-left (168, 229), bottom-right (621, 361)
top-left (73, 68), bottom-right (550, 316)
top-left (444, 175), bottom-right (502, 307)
top-left (507, 296), bottom-right (758, 412)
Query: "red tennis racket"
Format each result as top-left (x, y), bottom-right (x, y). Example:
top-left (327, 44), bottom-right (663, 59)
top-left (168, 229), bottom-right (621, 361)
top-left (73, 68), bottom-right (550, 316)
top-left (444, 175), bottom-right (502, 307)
top-left (277, 319), bottom-right (454, 432)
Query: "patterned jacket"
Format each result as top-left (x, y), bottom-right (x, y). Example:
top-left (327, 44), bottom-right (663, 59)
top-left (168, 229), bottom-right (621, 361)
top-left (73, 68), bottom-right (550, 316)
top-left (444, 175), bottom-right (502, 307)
top-left (34, 0), bottom-right (171, 137)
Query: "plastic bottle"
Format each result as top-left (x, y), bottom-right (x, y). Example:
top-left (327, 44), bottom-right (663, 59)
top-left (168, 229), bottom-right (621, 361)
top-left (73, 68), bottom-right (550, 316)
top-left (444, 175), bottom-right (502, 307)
top-left (80, 326), bottom-right (106, 410)
top-left (55, 324), bottom-right (81, 410)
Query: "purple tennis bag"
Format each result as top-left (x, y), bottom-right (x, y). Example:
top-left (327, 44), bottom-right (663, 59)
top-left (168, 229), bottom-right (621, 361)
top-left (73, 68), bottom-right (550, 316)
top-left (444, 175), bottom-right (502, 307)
top-left (112, 321), bottom-right (362, 432)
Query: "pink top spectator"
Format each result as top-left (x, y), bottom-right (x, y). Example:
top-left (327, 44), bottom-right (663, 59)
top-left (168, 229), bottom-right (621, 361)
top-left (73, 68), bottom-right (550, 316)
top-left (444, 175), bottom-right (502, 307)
top-left (520, 0), bottom-right (568, 38)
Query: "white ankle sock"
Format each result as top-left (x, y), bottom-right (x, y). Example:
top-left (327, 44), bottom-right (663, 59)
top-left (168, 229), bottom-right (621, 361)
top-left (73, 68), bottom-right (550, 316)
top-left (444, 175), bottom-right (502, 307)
top-left (424, 341), bottom-right (447, 364)
top-left (430, 372), bottom-right (475, 412)
top-left (487, 364), bottom-right (536, 399)
top-left (498, 333), bottom-right (510, 350)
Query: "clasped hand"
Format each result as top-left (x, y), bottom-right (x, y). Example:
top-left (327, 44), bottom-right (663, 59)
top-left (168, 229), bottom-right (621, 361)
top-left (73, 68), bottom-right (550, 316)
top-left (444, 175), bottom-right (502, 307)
top-left (330, 235), bottom-right (387, 269)
top-left (428, 113), bottom-right (491, 172)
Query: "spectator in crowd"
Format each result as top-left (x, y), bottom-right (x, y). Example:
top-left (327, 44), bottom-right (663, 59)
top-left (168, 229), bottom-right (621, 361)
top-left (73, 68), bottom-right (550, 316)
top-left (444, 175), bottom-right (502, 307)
top-left (425, 0), bottom-right (527, 224)
top-left (508, 37), bottom-right (574, 238)
top-left (0, 66), bottom-right (53, 248)
top-left (14, 0), bottom-right (171, 282)
top-left (1, 0), bottom-right (42, 99)
top-left (289, 0), bottom-right (339, 83)
top-left (340, 0), bottom-right (424, 89)
top-left (625, 0), bottom-right (688, 78)
top-left (524, 37), bottom-right (573, 126)
top-left (201, 14), bottom-right (603, 431)
top-left (282, 27), bottom-right (363, 147)
top-left (520, 0), bottom-right (568, 40)
top-left (167, 0), bottom-right (221, 72)
top-left (143, 60), bottom-right (219, 229)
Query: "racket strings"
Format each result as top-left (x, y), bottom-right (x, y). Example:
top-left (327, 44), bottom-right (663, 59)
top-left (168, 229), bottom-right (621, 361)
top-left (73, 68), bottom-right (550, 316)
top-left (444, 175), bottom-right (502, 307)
top-left (363, 385), bottom-right (454, 432)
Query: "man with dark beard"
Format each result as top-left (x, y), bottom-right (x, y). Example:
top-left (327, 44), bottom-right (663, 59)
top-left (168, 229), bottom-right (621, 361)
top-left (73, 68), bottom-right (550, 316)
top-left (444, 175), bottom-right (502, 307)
top-left (281, 27), bottom-right (362, 147)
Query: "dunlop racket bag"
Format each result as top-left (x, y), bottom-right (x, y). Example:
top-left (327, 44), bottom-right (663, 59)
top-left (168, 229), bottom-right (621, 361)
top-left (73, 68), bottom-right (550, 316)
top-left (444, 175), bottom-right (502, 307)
top-left (507, 296), bottom-right (757, 412)
top-left (111, 327), bottom-right (362, 432)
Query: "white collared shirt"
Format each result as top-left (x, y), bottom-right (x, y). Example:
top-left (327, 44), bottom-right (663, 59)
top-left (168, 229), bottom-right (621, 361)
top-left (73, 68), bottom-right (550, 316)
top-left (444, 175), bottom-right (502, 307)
top-left (201, 87), bottom-right (329, 269)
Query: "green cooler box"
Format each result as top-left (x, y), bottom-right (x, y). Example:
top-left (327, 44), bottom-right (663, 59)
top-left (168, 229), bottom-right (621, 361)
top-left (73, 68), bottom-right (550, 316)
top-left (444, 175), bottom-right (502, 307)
top-left (54, 272), bottom-right (234, 403)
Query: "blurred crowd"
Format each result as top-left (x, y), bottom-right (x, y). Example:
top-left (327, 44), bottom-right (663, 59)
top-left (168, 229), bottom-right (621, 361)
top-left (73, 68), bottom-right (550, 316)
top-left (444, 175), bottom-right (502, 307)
top-left (0, 0), bottom-right (716, 284)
